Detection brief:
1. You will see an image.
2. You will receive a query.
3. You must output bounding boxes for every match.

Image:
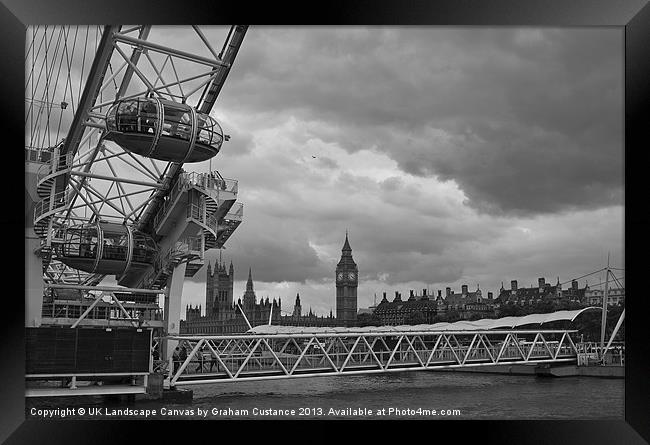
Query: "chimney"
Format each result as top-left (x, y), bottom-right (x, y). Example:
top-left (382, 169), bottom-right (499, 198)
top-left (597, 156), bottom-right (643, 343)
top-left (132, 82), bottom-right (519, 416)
top-left (461, 284), bottom-right (468, 295)
top-left (572, 280), bottom-right (578, 291)
top-left (423, 288), bottom-right (427, 296)
top-left (446, 287), bottom-right (451, 297)
top-left (488, 292), bottom-right (493, 299)
top-left (538, 277), bottom-right (545, 289)
top-left (511, 280), bottom-right (518, 291)
top-left (438, 290), bottom-right (442, 298)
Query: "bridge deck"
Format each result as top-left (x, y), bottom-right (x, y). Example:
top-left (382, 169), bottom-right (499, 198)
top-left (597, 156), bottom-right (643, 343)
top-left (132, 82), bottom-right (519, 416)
top-left (163, 329), bottom-right (579, 386)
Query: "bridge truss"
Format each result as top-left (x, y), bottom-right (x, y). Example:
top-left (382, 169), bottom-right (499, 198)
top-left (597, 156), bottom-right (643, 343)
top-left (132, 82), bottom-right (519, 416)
top-left (162, 329), bottom-right (579, 386)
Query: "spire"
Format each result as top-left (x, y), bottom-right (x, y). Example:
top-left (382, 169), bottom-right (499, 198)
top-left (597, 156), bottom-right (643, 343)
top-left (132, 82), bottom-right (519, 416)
top-left (342, 231), bottom-right (352, 252)
top-left (246, 267), bottom-right (254, 292)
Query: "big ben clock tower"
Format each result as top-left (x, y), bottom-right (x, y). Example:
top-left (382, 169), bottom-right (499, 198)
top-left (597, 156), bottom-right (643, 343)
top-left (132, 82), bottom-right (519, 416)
top-left (336, 232), bottom-right (358, 324)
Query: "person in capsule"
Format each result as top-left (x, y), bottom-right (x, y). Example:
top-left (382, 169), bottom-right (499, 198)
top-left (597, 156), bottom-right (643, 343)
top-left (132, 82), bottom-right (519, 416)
top-left (120, 101), bottom-right (139, 132)
top-left (139, 100), bottom-right (157, 134)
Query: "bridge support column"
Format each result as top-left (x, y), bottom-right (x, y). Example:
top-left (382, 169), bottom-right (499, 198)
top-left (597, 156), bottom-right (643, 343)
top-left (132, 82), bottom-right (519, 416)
top-left (25, 229), bottom-right (43, 327)
top-left (162, 261), bottom-right (187, 362)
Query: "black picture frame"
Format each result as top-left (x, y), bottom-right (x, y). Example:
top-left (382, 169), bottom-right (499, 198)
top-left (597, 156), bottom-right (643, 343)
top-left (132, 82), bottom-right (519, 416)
top-left (4, 0), bottom-right (649, 443)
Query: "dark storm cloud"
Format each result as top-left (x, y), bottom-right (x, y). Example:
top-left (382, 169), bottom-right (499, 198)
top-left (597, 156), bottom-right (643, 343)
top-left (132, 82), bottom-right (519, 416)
top-left (186, 135), bottom-right (506, 286)
top-left (216, 27), bottom-right (623, 216)
top-left (137, 26), bottom-right (624, 305)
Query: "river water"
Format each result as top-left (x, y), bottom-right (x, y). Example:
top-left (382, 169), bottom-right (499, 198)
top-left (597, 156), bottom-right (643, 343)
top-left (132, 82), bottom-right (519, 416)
top-left (100, 371), bottom-right (627, 420)
top-left (26, 371), bottom-right (624, 420)
top-left (184, 371), bottom-right (624, 419)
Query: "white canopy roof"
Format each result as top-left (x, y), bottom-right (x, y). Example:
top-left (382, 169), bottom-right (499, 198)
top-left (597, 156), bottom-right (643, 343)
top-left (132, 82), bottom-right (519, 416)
top-left (247, 307), bottom-right (600, 335)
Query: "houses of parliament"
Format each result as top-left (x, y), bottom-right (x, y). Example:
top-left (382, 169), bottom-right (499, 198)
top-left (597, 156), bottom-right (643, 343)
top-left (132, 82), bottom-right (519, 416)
top-left (180, 234), bottom-right (358, 334)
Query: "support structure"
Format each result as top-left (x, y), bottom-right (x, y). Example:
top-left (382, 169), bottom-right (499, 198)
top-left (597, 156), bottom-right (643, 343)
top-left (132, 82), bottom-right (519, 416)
top-left (161, 329), bottom-right (580, 387)
top-left (600, 260), bottom-right (610, 353)
top-left (25, 229), bottom-right (44, 327)
top-left (163, 261), bottom-right (187, 361)
top-left (602, 309), bottom-right (625, 363)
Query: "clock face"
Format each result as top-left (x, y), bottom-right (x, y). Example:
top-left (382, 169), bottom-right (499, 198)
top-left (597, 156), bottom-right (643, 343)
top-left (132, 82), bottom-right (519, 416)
top-left (337, 272), bottom-right (344, 281)
top-left (348, 272), bottom-right (356, 280)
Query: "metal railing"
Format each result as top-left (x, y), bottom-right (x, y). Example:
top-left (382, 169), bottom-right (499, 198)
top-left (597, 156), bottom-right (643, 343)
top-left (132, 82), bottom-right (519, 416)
top-left (162, 329), bottom-right (580, 386)
top-left (185, 171), bottom-right (238, 194)
top-left (186, 202), bottom-right (204, 222)
top-left (205, 201), bottom-right (244, 230)
top-left (33, 190), bottom-right (69, 224)
top-left (153, 170), bottom-right (239, 231)
top-left (42, 302), bottom-right (162, 322)
top-left (576, 342), bottom-right (625, 366)
top-left (25, 147), bottom-right (53, 164)
top-left (153, 174), bottom-right (187, 230)
top-left (36, 151), bottom-right (72, 183)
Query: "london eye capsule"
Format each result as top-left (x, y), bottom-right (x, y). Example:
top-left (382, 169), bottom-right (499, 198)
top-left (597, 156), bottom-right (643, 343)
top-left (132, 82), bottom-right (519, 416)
top-left (103, 97), bottom-right (224, 163)
top-left (54, 222), bottom-right (158, 275)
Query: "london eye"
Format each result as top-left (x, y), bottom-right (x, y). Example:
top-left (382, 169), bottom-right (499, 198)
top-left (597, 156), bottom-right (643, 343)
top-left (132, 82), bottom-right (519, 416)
top-left (25, 25), bottom-right (248, 393)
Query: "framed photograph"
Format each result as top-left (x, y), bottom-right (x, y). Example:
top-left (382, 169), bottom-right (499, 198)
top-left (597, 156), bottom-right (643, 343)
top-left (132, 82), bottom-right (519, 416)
top-left (5, 0), bottom-right (649, 442)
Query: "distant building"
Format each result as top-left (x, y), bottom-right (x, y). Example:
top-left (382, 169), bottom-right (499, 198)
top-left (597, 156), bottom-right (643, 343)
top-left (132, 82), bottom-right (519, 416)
top-left (206, 260), bottom-right (235, 316)
top-left (374, 289), bottom-right (438, 325)
top-left (440, 285), bottom-right (495, 320)
top-left (561, 279), bottom-right (588, 303)
top-left (292, 293), bottom-right (302, 317)
top-left (180, 263), bottom-right (281, 334)
top-left (276, 233), bottom-right (361, 328)
top-left (278, 293), bottom-right (339, 327)
top-left (498, 278), bottom-right (564, 307)
top-left (335, 233), bottom-right (358, 324)
top-left (585, 286), bottom-right (625, 306)
top-left (373, 284), bottom-right (497, 325)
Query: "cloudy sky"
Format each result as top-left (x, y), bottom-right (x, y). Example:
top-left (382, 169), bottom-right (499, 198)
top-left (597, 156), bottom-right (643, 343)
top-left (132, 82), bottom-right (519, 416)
top-left (156, 27), bottom-right (624, 318)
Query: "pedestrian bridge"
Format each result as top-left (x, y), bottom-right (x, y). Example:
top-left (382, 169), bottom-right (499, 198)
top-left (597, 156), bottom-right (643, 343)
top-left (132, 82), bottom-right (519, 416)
top-left (163, 308), bottom-right (599, 387)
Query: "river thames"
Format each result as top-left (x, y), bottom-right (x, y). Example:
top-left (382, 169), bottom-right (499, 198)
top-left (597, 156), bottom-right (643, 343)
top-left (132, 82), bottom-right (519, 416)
top-left (26, 370), bottom-right (624, 420)
top-left (184, 371), bottom-right (624, 419)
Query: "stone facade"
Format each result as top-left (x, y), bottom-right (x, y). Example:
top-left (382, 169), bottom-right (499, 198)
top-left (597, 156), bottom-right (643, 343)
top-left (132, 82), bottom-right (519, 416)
top-left (180, 263), bottom-right (281, 334)
top-left (374, 285), bottom-right (496, 325)
top-left (585, 286), bottom-right (625, 306)
top-left (335, 233), bottom-right (358, 324)
top-left (497, 278), bottom-right (564, 306)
